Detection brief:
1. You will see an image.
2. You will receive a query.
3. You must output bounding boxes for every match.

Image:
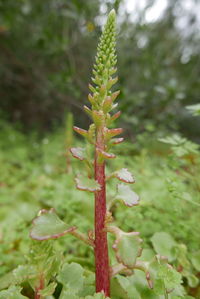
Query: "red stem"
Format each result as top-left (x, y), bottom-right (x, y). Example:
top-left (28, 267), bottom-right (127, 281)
top-left (34, 275), bottom-right (44, 299)
top-left (94, 127), bottom-right (110, 296)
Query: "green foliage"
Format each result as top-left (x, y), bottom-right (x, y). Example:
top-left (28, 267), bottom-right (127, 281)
top-left (0, 285), bottom-right (28, 299)
top-left (151, 232), bottom-right (177, 262)
top-left (186, 104), bottom-right (200, 117)
top-left (0, 5), bottom-right (200, 298)
top-left (0, 122), bottom-right (199, 298)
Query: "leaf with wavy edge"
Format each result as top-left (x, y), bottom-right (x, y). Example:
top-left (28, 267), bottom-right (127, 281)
top-left (30, 209), bottom-right (76, 240)
top-left (116, 184), bottom-right (139, 207)
top-left (111, 168), bottom-right (135, 183)
top-left (107, 226), bottom-right (142, 269)
top-left (75, 174), bottom-right (101, 192)
top-left (70, 147), bottom-right (86, 161)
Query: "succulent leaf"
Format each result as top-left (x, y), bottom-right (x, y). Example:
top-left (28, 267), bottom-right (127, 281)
top-left (30, 209), bottom-right (76, 240)
top-left (73, 126), bottom-right (88, 138)
top-left (116, 184), bottom-right (139, 206)
top-left (75, 174), bottom-right (101, 192)
top-left (84, 105), bottom-right (92, 117)
top-left (104, 128), bottom-right (123, 141)
top-left (97, 148), bottom-right (116, 161)
top-left (109, 227), bottom-right (142, 269)
top-left (109, 137), bottom-right (124, 145)
top-left (114, 168), bottom-right (135, 183)
top-left (70, 147), bottom-right (86, 161)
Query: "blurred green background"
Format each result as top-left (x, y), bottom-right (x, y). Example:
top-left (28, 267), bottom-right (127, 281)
top-left (0, 0), bottom-right (200, 138)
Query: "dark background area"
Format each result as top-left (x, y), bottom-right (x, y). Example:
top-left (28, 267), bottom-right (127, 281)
top-left (0, 0), bottom-right (200, 139)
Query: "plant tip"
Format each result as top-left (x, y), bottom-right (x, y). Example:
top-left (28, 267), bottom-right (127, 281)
top-left (109, 9), bottom-right (116, 17)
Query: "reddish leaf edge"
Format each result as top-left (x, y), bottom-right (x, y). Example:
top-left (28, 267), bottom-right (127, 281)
top-left (30, 209), bottom-right (77, 241)
top-left (112, 233), bottom-right (143, 269)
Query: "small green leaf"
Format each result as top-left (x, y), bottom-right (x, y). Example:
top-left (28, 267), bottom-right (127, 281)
top-left (114, 168), bottom-right (135, 183)
top-left (116, 184), bottom-right (139, 207)
top-left (107, 111), bottom-right (121, 126)
top-left (0, 286), bottom-right (28, 299)
top-left (39, 282), bottom-right (57, 296)
top-left (30, 209), bottom-right (76, 240)
top-left (102, 96), bottom-right (113, 113)
top-left (146, 255), bottom-right (183, 296)
top-left (13, 265), bottom-right (36, 284)
top-left (111, 229), bottom-right (142, 269)
top-left (104, 128), bottom-right (123, 141)
top-left (97, 148), bottom-right (116, 162)
top-left (75, 174), bottom-right (101, 192)
top-left (151, 232), bottom-right (177, 262)
top-left (157, 265), bottom-right (182, 292)
top-left (110, 90), bottom-right (120, 102)
top-left (70, 147), bottom-right (86, 161)
top-left (109, 137), bottom-right (124, 145)
top-left (111, 275), bottom-right (141, 299)
top-left (92, 110), bottom-right (104, 127)
top-left (59, 290), bottom-right (79, 299)
top-left (184, 272), bottom-right (199, 288)
top-left (84, 105), bottom-right (92, 117)
top-left (73, 126), bottom-right (88, 138)
top-left (57, 263), bottom-right (84, 293)
top-left (191, 250), bottom-right (200, 272)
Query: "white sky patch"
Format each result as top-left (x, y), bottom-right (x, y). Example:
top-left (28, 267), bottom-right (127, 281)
top-left (124, 0), bottom-right (168, 23)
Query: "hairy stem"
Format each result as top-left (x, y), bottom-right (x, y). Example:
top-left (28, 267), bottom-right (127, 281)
top-left (94, 126), bottom-right (110, 296)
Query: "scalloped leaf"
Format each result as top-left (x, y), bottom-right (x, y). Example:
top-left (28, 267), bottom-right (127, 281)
top-left (70, 147), bottom-right (86, 161)
top-left (112, 231), bottom-right (142, 269)
top-left (57, 263), bottom-right (84, 293)
top-left (116, 184), bottom-right (139, 207)
top-left (75, 174), bottom-right (101, 192)
top-left (30, 209), bottom-right (76, 240)
top-left (115, 168), bottom-right (135, 183)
